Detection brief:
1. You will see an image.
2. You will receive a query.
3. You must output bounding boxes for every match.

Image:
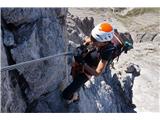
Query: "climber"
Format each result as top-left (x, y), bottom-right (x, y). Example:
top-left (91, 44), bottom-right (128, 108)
top-left (62, 22), bottom-right (133, 103)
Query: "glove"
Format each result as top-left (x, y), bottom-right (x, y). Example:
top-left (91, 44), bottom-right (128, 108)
top-left (74, 45), bottom-right (87, 56)
top-left (74, 45), bottom-right (87, 65)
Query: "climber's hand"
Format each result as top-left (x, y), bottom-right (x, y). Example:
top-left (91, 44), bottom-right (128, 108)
top-left (74, 45), bottom-right (88, 56)
top-left (73, 45), bottom-right (87, 65)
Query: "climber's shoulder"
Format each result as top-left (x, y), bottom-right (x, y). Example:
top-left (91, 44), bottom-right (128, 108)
top-left (99, 43), bottom-right (115, 61)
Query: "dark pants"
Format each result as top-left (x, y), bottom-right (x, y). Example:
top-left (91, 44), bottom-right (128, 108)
top-left (62, 72), bottom-right (88, 100)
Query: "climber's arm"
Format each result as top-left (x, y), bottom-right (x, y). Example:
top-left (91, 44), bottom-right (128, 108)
top-left (84, 44), bottom-right (114, 76)
top-left (83, 59), bottom-right (108, 77)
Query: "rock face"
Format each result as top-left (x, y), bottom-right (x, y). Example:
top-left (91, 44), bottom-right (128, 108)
top-left (1, 8), bottom-right (68, 112)
top-left (1, 8), bottom-right (140, 113)
top-left (66, 13), bottom-right (94, 44)
top-left (77, 65), bottom-right (139, 112)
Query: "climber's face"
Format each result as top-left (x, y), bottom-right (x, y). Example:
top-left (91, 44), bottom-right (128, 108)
top-left (90, 35), bottom-right (108, 48)
top-left (92, 41), bottom-right (108, 48)
top-left (90, 38), bottom-right (108, 48)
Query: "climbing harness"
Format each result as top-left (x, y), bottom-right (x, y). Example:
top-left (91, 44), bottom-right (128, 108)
top-left (1, 52), bottom-right (73, 72)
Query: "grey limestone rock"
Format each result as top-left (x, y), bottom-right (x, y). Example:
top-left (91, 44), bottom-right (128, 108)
top-left (1, 8), bottom-right (68, 112)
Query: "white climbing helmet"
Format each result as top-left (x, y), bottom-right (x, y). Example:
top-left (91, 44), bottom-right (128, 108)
top-left (91, 22), bottom-right (114, 42)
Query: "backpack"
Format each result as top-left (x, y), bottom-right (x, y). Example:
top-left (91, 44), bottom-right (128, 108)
top-left (109, 29), bottom-right (133, 64)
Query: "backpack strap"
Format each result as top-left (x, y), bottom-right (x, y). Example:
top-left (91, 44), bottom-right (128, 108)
top-left (114, 33), bottom-right (123, 46)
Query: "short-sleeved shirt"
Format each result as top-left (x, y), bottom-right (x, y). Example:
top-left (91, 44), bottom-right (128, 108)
top-left (84, 43), bottom-right (115, 68)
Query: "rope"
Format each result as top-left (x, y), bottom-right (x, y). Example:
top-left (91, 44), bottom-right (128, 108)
top-left (1, 52), bottom-right (73, 72)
